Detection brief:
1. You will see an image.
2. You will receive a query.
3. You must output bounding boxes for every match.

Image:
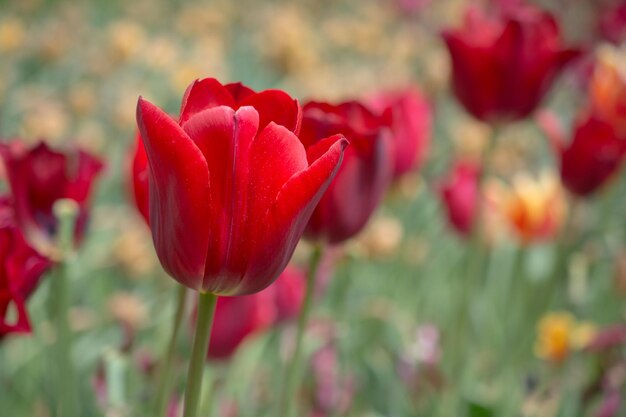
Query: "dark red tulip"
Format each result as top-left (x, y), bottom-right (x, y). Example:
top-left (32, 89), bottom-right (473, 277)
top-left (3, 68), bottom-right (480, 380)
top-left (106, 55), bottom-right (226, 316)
top-left (442, 4), bottom-right (580, 123)
top-left (206, 288), bottom-right (276, 360)
top-left (204, 267), bottom-right (303, 360)
top-left (586, 324), bottom-right (626, 353)
top-left (0, 141), bottom-right (104, 246)
top-left (131, 132), bottom-right (149, 224)
top-left (598, 2), bottom-right (626, 44)
top-left (300, 101), bottom-right (393, 244)
top-left (136, 78), bottom-right (347, 294)
top-left (438, 161), bottom-right (479, 237)
top-left (0, 197), bottom-right (52, 339)
top-left (272, 265), bottom-right (305, 323)
top-left (367, 87), bottom-right (432, 179)
top-left (540, 112), bottom-right (626, 197)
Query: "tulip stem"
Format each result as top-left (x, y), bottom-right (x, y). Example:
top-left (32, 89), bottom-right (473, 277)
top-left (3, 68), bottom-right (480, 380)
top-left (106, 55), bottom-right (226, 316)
top-left (182, 291), bottom-right (218, 417)
top-left (154, 284), bottom-right (187, 417)
top-left (280, 244), bottom-right (323, 417)
top-left (460, 127), bottom-right (498, 341)
top-left (539, 196), bottom-right (577, 313)
top-left (47, 200), bottom-right (79, 417)
top-left (465, 126), bottom-right (498, 282)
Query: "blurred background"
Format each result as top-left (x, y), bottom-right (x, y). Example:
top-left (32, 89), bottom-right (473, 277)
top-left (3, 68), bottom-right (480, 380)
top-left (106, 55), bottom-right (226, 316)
top-left (1, 0), bottom-right (625, 416)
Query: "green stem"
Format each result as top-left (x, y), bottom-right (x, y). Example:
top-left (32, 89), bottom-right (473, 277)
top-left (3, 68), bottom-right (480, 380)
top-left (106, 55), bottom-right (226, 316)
top-left (47, 200), bottom-right (79, 417)
top-left (154, 284), bottom-right (187, 417)
top-left (455, 128), bottom-right (499, 350)
top-left (49, 259), bottom-right (75, 416)
top-left (541, 196), bottom-right (577, 312)
top-left (182, 291), bottom-right (218, 417)
top-left (502, 245), bottom-right (527, 355)
top-left (465, 126), bottom-right (499, 283)
top-left (279, 244), bottom-right (324, 417)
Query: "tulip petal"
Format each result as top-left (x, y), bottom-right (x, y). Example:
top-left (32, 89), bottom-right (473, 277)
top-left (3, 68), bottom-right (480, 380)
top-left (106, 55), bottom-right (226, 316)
top-left (248, 122), bottom-right (309, 209)
top-left (179, 78), bottom-right (236, 125)
top-left (181, 106), bottom-right (260, 292)
top-left (239, 90), bottom-right (302, 135)
top-left (207, 122), bottom-right (309, 294)
top-left (236, 135), bottom-right (347, 295)
top-left (225, 82), bottom-right (256, 101)
top-left (137, 97), bottom-right (211, 290)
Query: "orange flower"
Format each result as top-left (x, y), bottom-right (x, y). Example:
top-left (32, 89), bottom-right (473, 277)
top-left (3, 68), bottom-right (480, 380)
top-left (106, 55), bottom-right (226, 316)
top-left (486, 171), bottom-right (566, 245)
top-left (589, 45), bottom-right (626, 135)
top-left (535, 312), bottom-right (596, 363)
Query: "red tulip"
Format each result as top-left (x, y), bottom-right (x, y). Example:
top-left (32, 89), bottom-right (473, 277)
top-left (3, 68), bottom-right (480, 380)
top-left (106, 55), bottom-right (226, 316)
top-left (442, 4), bottom-right (580, 123)
top-left (0, 197), bottom-right (52, 339)
top-left (367, 87), bottom-right (432, 179)
top-left (598, 2), bottom-right (626, 44)
top-left (438, 161), bottom-right (479, 236)
top-left (0, 141), bottom-right (104, 246)
top-left (272, 265), bottom-right (305, 323)
top-left (136, 78), bottom-right (347, 294)
top-left (540, 112), bottom-right (626, 197)
top-left (131, 132), bottom-right (149, 224)
top-left (204, 267), bottom-right (303, 360)
top-left (206, 288), bottom-right (276, 360)
top-left (300, 101), bottom-right (393, 244)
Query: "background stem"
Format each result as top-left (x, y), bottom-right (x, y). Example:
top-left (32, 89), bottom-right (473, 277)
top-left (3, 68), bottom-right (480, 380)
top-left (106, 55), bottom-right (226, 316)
top-left (279, 244), bottom-right (324, 417)
top-left (47, 199), bottom-right (79, 417)
top-left (154, 284), bottom-right (187, 416)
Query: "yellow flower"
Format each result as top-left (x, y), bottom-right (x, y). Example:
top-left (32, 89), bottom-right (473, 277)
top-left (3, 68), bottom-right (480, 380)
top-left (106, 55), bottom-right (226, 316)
top-left (0, 17), bottom-right (25, 52)
top-left (535, 312), bottom-right (597, 363)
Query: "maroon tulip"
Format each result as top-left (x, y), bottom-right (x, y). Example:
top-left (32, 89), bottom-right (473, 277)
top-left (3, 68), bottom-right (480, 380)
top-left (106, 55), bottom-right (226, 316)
top-left (272, 265), bottom-right (305, 323)
top-left (540, 112), bottom-right (626, 197)
top-left (598, 2), bottom-right (626, 44)
top-left (204, 267), bottom-right (303, 359)
top-left (0, 197), bottom-right (52, 339)
top-left (300, 101), bottom-right (393, 244)
top-left (136, 78), bottom-right (347, 294)
top-left (206, 288), bottom-right (276, 360)
top-left (438, 161), bottom-right (479, 237)
top-left (442, 4), bottom-right (580, 123)
top-left (0, 141), bottom-right (104, 246)
top-left (367, 87), bottom-right (432, 179)
top-left (131, 132), bottom-right (149, 224)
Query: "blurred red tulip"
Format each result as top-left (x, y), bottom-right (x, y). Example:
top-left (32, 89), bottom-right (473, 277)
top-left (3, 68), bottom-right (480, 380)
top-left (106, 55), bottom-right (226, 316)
top-left (540, 112), bottom-right (626, 197)
top-left (206, 288), bottom-right (276, 360)
top-left (598, 2), bottom-right (626, 44)
top-left (136, 78), bottom-right (347, 294)
top-left (438, 161), bottom-right (479, 237)
top-left (272, 265), bottom-right (305, 323)
top-left (204, 266), bottom-right (304, 360)
top-left (0, 197), bottom-right (52, 339)
top-left (300, 101), bottom-right (393, 244)
top-left (586, 324), bottom-right (626, 352)
top-left (131, 132), bottom-right (149, 224)
top-left (367, 87), bottom-right (432, 179)
top-left (442, 4), bottom-right (580, 123)
top-left (0, 141), bottom-right (103, 247)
